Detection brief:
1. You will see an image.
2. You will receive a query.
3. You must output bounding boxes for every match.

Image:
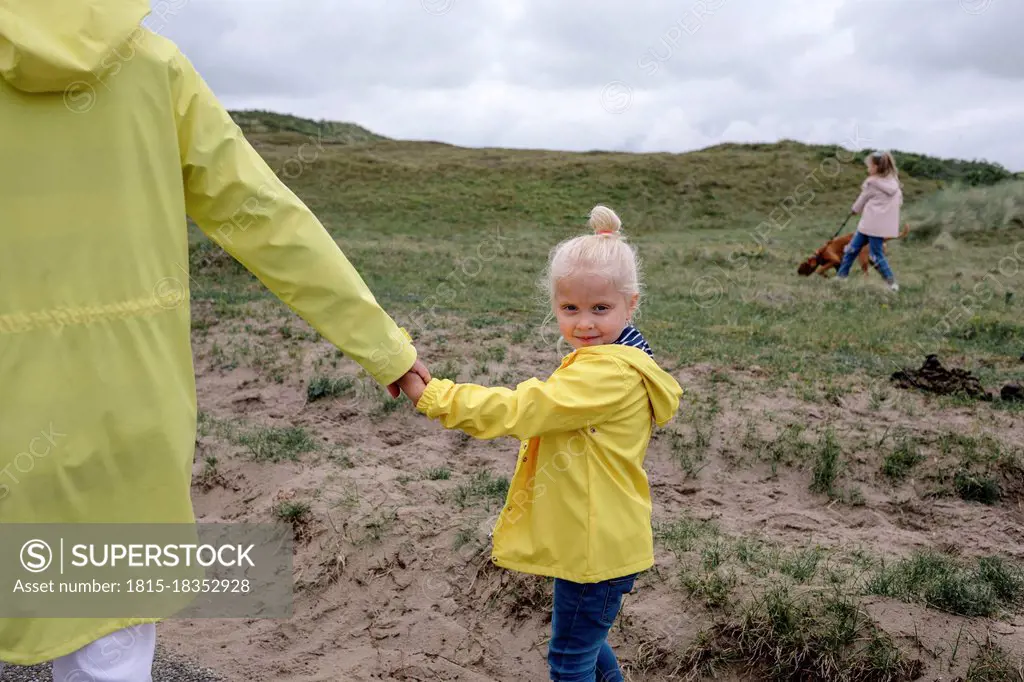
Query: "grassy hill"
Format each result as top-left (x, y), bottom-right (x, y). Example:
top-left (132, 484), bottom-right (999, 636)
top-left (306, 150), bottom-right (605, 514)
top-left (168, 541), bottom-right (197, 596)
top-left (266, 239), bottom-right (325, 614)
top-left (190, 111), bottom-right (1022, 381)
top-left (810, 143), bottom-right (1018, 188)
top-left (228, 109), bottom-right (387, 144)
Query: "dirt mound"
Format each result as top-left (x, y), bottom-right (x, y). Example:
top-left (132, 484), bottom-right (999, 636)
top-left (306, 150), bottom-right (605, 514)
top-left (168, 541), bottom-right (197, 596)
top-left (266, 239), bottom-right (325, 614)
top-left (890, 355), bottom-right (993, 401)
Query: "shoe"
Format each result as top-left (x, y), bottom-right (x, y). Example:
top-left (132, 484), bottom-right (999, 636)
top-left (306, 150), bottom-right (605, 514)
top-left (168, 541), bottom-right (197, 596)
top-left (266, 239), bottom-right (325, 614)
top-left (889, 282), bottom-right (899, 292)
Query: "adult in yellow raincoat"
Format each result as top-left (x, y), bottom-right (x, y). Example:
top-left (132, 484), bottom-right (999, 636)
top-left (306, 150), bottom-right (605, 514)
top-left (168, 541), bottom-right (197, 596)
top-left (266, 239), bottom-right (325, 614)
top-left (0, 0), bottom-right (428, 676)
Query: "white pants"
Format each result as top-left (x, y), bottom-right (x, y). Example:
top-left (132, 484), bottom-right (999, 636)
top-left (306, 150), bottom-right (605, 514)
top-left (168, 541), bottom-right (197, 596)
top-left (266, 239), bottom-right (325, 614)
top-left (0, 623), bottom-right (155, 682)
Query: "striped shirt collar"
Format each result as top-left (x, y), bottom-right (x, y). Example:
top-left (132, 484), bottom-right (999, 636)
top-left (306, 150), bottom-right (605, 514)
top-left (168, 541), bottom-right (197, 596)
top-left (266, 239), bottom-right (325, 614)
top-left (612, 324), bottom-right (653, 357)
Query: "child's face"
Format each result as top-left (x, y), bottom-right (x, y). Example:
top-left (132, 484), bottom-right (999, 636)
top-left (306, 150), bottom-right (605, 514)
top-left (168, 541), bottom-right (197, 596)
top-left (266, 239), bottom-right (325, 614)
top-left (553, 272), bottom-right (638, 351)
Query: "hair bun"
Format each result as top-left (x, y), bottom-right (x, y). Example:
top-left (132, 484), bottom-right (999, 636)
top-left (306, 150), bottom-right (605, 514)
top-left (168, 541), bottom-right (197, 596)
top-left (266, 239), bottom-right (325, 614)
top-left (588, 205), bottom-right (622, 236)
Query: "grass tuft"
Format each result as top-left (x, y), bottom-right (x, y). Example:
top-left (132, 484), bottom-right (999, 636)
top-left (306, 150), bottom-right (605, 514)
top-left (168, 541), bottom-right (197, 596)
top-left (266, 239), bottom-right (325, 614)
top-left (810, 428), bottom-right (842, 498)
top-left (965, 641), bottom-right (1024, 682)
top-left (240, 426), bottom-right (317, 462)
top-left (954, 469), bottom-right (1003, 505)
top-left (655, 515), bottom-right (720, 557)
top-left (450, 471), bottom-right (509, 509)
top-left (882, 431), bottom-right (926, 482)
top-left (680, 584), bottom-right (923, 681)
top-left (866, 550), bottom-right (1024, 618)
top-left (424, 466), bottom-right (452, 480)
top-left (306, 374), bottom-right (357, 402)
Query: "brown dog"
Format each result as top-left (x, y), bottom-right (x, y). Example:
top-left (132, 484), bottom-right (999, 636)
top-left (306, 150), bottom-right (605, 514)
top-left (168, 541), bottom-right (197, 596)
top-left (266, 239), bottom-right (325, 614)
top-left (798, 224), bottom-right (909, 277)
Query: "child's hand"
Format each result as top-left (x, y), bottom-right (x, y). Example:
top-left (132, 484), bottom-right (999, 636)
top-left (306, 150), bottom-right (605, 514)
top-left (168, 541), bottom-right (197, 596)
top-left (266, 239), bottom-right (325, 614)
top-left (397, 372), bottom-right (428, 406)
top-left (387, 359), bottom-right (431, 398)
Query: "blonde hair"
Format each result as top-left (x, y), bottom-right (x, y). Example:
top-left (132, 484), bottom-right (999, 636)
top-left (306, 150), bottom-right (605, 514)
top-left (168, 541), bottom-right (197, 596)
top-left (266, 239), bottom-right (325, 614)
top-left (866, 150), bottom-right (899, 179)
top-left (539, 204), bottom-right (644, 308)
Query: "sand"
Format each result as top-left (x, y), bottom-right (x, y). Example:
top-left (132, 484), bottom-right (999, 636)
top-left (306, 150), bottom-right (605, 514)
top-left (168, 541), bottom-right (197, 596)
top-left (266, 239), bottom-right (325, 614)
top-left (150, 308), bottom-right (1024, 681)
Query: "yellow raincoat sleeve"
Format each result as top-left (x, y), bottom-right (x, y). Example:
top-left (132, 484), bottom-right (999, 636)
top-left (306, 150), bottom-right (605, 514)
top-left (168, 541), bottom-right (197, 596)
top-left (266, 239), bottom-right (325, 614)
top-left (169, 51), bottom-right (416, 386)
top-left (415, 355), bottom-right (633, 440)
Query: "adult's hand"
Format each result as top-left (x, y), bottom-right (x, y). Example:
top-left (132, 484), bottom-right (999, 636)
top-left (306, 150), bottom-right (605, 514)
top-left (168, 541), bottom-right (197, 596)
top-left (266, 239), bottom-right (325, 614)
top-left (387, 358), bottom-right (432, 398)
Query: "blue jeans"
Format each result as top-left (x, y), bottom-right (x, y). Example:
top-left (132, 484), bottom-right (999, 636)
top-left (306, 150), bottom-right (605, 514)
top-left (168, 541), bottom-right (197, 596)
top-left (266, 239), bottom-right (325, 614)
top-left (548, 573), bottom-right (638, 681)
top-left (836, 230), bottom-right (894, 281)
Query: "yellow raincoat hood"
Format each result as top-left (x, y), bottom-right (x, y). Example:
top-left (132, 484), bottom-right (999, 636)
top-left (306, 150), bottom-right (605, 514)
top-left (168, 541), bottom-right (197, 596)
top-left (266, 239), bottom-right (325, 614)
top-left (0, 0), bottom-right (151, 93)
top-left (417, 344), bottom-right (683, 583)
top-left (605, 345), bottom-right (681, 428)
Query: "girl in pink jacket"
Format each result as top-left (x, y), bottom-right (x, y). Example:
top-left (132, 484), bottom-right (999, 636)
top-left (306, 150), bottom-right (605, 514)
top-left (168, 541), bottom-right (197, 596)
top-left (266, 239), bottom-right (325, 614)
top-left (836, 151), bottom-right (903, 291)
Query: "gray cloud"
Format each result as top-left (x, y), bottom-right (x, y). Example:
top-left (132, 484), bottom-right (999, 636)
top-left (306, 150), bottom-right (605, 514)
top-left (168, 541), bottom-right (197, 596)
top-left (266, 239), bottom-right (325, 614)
top-left (838, 0), bottom-right (1024, 82)
top-left (158, 0), bottom-right (500, 96)
top-left (154, 0), bottom-right (1023, 170)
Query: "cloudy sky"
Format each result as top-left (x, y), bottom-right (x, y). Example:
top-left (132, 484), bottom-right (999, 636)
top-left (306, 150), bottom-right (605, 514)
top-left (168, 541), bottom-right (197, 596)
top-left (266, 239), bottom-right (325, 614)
top-left (153, 0), bottom-right (1023, 171)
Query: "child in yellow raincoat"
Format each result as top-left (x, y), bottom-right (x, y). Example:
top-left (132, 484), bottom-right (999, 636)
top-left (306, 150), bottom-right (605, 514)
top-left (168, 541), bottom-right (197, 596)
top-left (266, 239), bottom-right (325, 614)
top-left (402, 206), bottom-right (683, 682)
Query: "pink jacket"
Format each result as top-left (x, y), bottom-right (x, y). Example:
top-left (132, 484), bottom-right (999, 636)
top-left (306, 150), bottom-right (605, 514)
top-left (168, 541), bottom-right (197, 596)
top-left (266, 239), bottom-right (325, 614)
top-left (852, 175), bottom-right (903, 238)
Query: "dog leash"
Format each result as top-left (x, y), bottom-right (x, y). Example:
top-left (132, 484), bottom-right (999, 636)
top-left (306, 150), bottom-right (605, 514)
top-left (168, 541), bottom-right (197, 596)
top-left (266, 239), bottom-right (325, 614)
top-left (830, 213), bottom-right (854, 239)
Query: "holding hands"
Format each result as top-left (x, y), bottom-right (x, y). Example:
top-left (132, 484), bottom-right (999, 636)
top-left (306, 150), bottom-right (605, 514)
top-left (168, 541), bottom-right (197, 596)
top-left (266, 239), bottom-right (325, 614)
top-left (387, 357), bottom-right (430, 406)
